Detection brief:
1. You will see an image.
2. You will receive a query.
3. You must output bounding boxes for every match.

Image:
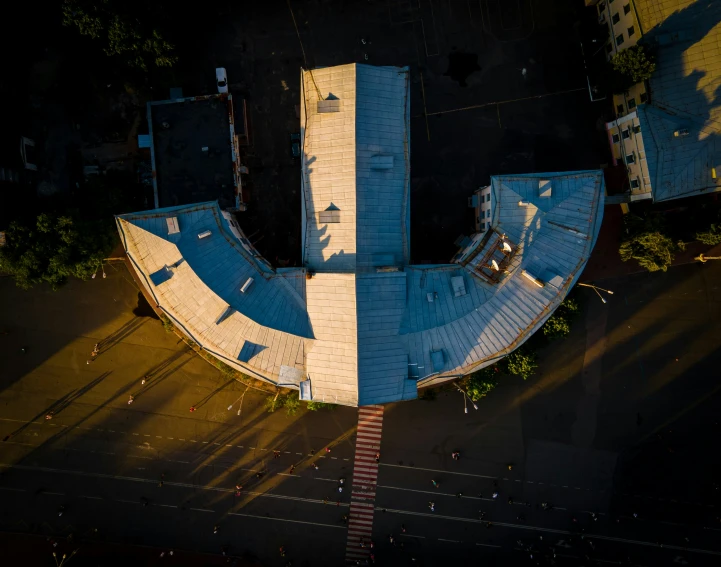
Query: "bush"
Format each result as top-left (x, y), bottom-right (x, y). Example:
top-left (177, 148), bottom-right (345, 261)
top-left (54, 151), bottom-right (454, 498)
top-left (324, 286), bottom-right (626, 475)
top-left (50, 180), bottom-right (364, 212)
top-left (159, 314), bottom-right (175, 333)
top-left (619, 213), bottom-right (685, 272)
top-left (265, 393), bottom-right (301, 416)
top-left (696, 223), bottom-right (721, 246)
top-left (542, 298), bottom-right (580, 339)
top-left (504, 347), bottom-right (538, 380)
top-left (465, 366), bottom-right (500, 401)
top-left (306, 401), bottom-right (336, 411)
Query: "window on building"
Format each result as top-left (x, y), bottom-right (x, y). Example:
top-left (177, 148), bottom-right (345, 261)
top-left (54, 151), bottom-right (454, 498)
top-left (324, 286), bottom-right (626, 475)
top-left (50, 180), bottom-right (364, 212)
top-left (616, 34), bottom-right (625, 46)
top-left (599, 1), bottom-right (606, 12)
top-left (626, 153), bottom-right (636, 164)
top-left (612, 133), bottom-right (620, 143)
top-left (480, 221), bottom-right (485, 230)
top-left (633, 124), bottom-right (641, 134)
top-left (628, 98), bottom-right (637, 109)
top-left (640, 92), bottom-right (648, 103)
top-left (628, 25), bottom-right (635, 37)
top-left (623, 3), bottom-right (631, 14)
top-left (630, 178), bottom-right (640, 189)
top-left (622, 128), bottom-right (630, 140)
top-left (486, 209), bottom-right (491, 219)
top-left (612, 13), bottom-right (620, 24)
top-left (617, 103), bottom-right (625, 114)
top-left (486, 194), bottom-right (491, 202)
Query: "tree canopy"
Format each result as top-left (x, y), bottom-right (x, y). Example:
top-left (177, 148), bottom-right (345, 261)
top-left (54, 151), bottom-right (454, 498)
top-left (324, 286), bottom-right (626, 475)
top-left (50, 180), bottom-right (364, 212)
top-left (0, 212), bottom-right (114, 290)
top-left (611, 44), bottom-right (656, 84)
top-left (542, 298), bottom-right (580, 339)
top-left (619, 213), bottom-right (685, 272)
top-left (62, 0), bottom-right (177, 70)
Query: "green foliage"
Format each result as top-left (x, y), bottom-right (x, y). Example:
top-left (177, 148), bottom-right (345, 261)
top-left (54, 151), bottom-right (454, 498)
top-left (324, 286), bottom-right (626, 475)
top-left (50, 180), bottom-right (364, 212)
top-left (611, 44), bottom-right (656, 84)
top-left (306, 401), bottom-right (337, 411)
top-left (696, 223), bottom-right (721, 246)
top-left (0, 213), bottom-right (114, 290)
top-left (619, 213), bottom-right (685, 272)
top-left (542, 298), bottom-right (580, 339)
top-left (464, 365), bottom-right (500, 401)
top-left (159, 314), bottom-right (175, 333)
top-left (62, 0), bottom-right (177, 70)
top-left (504, 347), bottom-right (538, 380)
top-left (265, 393), bottom-right (302, 416)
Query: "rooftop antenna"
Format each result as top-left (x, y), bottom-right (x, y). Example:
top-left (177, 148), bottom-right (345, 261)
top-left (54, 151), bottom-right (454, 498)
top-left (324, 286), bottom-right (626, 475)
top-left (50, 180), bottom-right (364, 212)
top-left (502, 241), bottom-right (512, 254)
top-left (490, 259), bottom-right (500, 271)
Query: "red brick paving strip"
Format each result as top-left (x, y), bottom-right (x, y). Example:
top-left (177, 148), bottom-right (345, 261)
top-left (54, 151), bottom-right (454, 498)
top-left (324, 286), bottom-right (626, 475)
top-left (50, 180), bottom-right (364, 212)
top-left (345, 404), bottom-right (384, 563)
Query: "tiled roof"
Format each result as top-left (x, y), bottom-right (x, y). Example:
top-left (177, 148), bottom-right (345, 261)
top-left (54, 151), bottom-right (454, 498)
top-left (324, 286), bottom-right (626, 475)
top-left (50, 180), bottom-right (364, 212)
top-left (633, 0), bottom-right (721, 201)
top-left (300, 64), bottom-right (410, 272)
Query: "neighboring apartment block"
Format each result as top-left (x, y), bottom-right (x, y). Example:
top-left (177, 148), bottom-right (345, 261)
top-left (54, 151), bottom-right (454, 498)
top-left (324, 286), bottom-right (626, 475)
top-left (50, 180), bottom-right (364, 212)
top-left (587, 0), bottom-right (648, 118)
top-left (597, 0), bottom-right (721, 202)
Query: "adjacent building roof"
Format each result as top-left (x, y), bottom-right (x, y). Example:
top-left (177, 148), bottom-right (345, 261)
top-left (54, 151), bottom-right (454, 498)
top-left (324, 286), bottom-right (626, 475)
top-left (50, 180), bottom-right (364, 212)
top-left (148, 95), bottom-right (241, 210)
top-left (300, 64), bottom-right (411, 272)
top-left (633, 0), bottom-right (721, 201)
top-left (117, 65), bottom-right (605, 408)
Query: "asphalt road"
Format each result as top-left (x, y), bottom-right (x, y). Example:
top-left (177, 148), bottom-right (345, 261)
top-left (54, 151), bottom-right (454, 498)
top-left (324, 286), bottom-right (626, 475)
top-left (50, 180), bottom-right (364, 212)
top-left (2, 261), bottom-right (721, 567)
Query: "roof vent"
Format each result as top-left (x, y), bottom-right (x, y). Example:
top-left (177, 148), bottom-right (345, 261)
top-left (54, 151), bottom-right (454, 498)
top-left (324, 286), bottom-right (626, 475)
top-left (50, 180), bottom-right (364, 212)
top-left (430, 349), bottom-right (445, 373)
top-left (451, 276), bottom-right (467, 297)
top-left (197, 230), bottom-right (212, 239)
top-left (317, 99), bottom-right (341, 113)
top-left (522, 269), bottom-right (545, 288)
top-left (518, 200), bottom-right (531, 207)
top-left (538, 179), bottom-right (552, 198)
top-left (240, 277), bottom-right (254, 293)
top-left (673, 128), bottom-right (689, 138)
top-left (318, 210), bottom-right (341, 223)
top-left (370, 155), bottom-right (394, 170)
top-left (166, 217), bottom-right (180, 235)
top-left (426, 292), bottom-right (438, 303)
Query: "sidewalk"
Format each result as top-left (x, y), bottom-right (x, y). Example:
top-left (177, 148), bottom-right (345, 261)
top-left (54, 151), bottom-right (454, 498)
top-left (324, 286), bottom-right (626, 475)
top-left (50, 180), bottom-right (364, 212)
top-left (580, 205), bottom-right (721, 282)
top-left (0, 531), bottom-right (262, 567)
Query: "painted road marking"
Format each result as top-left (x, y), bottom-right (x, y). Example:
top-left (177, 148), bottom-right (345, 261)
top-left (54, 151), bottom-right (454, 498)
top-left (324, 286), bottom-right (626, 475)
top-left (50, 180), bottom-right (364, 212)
top-left (477, 543), bottom-right (501, 548)
top-left (229, 512), bottom-right (345, 529)
top-left (346, 405), bottom-right (384, 563)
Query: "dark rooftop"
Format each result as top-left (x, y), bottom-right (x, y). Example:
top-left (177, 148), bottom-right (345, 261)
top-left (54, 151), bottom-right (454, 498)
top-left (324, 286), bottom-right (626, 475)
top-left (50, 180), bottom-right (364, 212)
top-left (149, 96), bottom-right (236, 209)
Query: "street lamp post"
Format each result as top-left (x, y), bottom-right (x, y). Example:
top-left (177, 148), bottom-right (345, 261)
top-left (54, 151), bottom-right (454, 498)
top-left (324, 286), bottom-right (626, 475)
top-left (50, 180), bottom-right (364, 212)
top-left (456, 385), bottom-right (478, 413)
top-left (577, 282), bottom-right (614, 304)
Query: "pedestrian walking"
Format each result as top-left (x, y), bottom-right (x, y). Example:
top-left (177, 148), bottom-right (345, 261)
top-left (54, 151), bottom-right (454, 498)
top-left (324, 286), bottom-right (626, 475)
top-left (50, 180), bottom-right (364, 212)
top-left (508, 496), bottom-right (514, 505)
top-left (58, 505), bottom-right (65, 517)
top-left (189, 406), bottom-right (196, 412)
top-left (274, 450), bottom-right (281, 459)
top-left (213, 525), bottom-right (220, 534)
top-left (45, 412), bottom-right (54, 420)
top-left (341, 514), bottom-right (348, 524)
top-left (401, 524), bottom-right (406, 533)
top-left (141, 377), bottom-right (147, 385)
top-left (325, 447), bottom-right (331, 453)
top-left (451, 451), bottom-right (460, 460)
top-left (428, 501), bottom-right (435, 512)
top-left (93, 343), bottom-right (99, 353)
top-left (235, 484), bottom-right (242, 496)
top-left (128, 395), bottom-right (134, 405)
top-left (338, 486), bottom-right (343, 493)
top-left (369, 540), bottom-right (374, 549)
top-left (86, 360), bottom-right (92, 365)
top-left (360, 538), bottom-right (365, 548)
top-left (431, 479), bottom-right (439, 488)
top-left (339, 477), bottom-right (345, 485)
top-left (141, 497), bottom-right (149, 507)
top-left (289, 465), bottom-right (295, 474)
top-left (312, 463), bottom-right (319, 470)
top-left (389, 534), bottom-right (394, 544)
top-left (492, 491), bottom-right (498, 499)
top-left (457, 492), bottom-right (463, 498)
top-left (256, 472), bottom-right (264, 479)
top-left (375, 452), bottom-right (380, 463)
top-left (279, 546), bottom-right (286, 557)
top-left (507, 463), bottom-right (514, 471)
top-left (158, 473), bottom-right (164, 487)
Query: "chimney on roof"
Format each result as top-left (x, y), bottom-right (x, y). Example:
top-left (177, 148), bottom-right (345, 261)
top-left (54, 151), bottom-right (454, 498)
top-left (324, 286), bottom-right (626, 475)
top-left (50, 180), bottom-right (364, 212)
top-left (538, 179), bottom-right (552, 198)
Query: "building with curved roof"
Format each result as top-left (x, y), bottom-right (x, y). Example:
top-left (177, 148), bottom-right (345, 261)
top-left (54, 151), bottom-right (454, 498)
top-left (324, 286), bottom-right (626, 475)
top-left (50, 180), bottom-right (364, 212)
top-left (117, 63), bottom-right (604, 408)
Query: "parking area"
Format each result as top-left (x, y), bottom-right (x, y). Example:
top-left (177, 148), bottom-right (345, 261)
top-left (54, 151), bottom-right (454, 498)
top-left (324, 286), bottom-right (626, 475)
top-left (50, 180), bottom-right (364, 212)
top-left (182, 0), bottom-right (610, 264)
